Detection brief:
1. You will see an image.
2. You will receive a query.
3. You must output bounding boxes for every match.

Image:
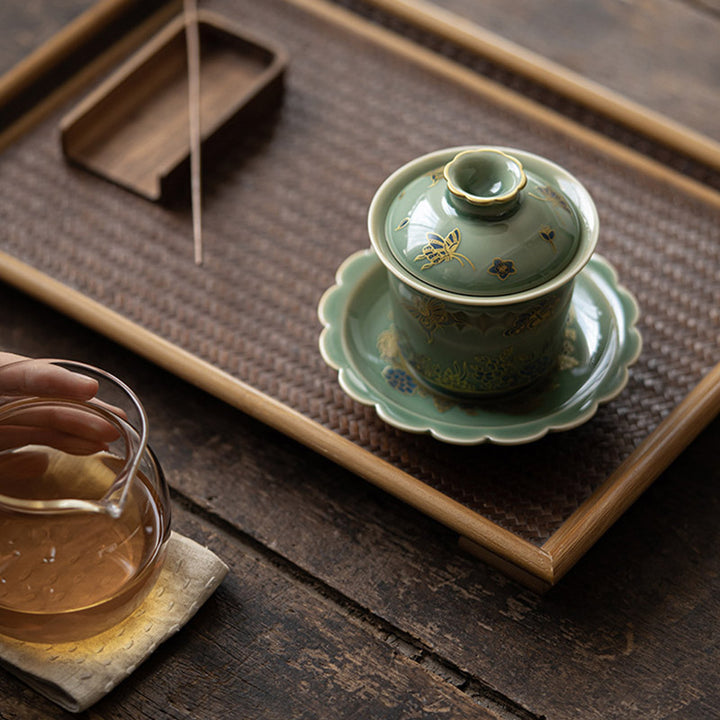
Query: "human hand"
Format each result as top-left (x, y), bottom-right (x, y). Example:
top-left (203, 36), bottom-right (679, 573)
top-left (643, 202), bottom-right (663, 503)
top-left (0, 352), bottom-right (99, 401)
top-left (0, 354), bottom-right (120, 462)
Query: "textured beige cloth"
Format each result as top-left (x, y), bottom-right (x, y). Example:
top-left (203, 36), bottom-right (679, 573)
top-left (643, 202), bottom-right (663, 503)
top-left (0, 532), bottom-right (228, 712)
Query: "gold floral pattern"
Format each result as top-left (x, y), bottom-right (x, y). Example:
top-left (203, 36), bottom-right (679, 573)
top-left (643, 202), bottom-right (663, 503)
top-left (401, 293), bottom-right (563, 341)
top-left (377, 328), bottom-right (454, 412)
top-left (539, 225), bottom-right (557, 252)
top-left (558, 308), bottom-right (580, 370)
top-left (529, 185), bottom-right (572, 214)
top-left (403, 295), bottom-right (468, 342)
top-left (423, 166), bottom-right (445, 187)
top-left (487, 257), bottom-right (516, 280)
top-left (377, 327), bottom-right (402, 364)
top-left (377, 321), bottom-right (581, 407)
top-left (503, 293), bottom-right (562, 337)
top-left (409, 346), bottom-right (551, 395)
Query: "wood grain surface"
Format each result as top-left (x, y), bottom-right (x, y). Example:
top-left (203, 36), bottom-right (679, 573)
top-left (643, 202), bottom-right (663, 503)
top-left (1, 254), bottom-right (719, 720)
top-left (1, 1), bottom-right (719, 719)
top-left (0, 0), bottom-right (93, 74)
top-left (420, 0), bottom-right (720, 143)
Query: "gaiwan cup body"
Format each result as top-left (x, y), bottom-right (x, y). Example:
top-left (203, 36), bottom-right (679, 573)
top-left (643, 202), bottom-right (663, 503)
top-left (368, 146), bottom-right (599, 399)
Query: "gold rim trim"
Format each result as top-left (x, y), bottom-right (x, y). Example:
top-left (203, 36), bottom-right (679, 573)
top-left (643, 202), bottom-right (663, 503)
top-left (444, 149), bottom-right (528, 206)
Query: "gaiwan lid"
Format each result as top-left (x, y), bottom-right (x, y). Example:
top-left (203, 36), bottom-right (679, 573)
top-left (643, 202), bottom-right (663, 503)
top-left (374, 147), bottom-right (591, 298)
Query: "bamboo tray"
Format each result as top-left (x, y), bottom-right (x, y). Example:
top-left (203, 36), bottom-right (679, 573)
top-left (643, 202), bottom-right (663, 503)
top-left (0, 0), bottom-right (719, 591)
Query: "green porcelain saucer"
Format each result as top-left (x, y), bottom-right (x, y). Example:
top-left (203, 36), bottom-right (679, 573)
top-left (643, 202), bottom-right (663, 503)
top-left (318, 250), bottom-right (641, 445)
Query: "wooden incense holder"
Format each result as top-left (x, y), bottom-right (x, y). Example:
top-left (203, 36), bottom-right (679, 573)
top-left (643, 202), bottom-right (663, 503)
top-left (60, 10), bottom-right (287, 202)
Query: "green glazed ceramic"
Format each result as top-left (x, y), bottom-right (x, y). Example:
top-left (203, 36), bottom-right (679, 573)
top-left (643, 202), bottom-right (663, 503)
top-left (368, 146), bottom-right (599, 397)
top-left (318, 250), bottom-right (641, 446)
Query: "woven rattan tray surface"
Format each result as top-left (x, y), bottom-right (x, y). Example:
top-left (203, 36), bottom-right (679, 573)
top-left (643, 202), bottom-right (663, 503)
top-left (1, 0), bottom-right (719, 588)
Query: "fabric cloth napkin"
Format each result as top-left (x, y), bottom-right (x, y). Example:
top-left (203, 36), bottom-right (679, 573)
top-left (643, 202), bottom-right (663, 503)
top-left (0, 531), bottom-right (228, 712)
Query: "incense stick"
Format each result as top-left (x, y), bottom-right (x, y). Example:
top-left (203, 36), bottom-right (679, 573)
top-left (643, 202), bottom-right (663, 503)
top-left (184, 0), bottom-right (202, 265)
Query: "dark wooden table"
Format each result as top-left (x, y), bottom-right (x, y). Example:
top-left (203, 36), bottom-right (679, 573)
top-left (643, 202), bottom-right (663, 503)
top-left (1, 1), bottom-right (719, 718)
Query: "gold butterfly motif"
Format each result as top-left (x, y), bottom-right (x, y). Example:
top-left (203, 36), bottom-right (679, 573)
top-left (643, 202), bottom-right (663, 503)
top-left (414, 228), bottom-right (476, 271)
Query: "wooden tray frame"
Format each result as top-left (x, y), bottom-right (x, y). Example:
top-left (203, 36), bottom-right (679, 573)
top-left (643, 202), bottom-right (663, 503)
top-left (362, 0), bottom-right (720, 173)
top-left (1, 0), bottom-right (719, 591)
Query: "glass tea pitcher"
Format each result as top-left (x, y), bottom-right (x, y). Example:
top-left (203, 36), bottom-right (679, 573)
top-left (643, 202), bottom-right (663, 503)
top-left (0, 358), bottom-right (171, 643)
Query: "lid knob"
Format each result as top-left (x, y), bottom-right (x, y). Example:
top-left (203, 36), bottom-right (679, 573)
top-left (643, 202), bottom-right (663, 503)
top-left (444, 149), bottom-right (527, 218)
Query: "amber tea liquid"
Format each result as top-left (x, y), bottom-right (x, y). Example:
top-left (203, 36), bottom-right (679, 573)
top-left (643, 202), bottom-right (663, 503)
top-left (0, 448), bottom-right (168, 643)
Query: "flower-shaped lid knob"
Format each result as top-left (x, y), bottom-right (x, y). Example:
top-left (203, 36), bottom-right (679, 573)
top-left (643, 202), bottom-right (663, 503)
top-left (444, 149), bottom-right (526, 218)
top-left (378, 147), bottom-right (586, 297)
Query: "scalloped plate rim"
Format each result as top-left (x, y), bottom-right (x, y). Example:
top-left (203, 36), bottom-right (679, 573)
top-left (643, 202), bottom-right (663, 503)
top-left (318, 249), bottom-right (641, 445)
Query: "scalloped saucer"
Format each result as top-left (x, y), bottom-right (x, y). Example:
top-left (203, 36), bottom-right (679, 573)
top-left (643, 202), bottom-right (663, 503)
top-left (318, 250), bottom-right (641, 445)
